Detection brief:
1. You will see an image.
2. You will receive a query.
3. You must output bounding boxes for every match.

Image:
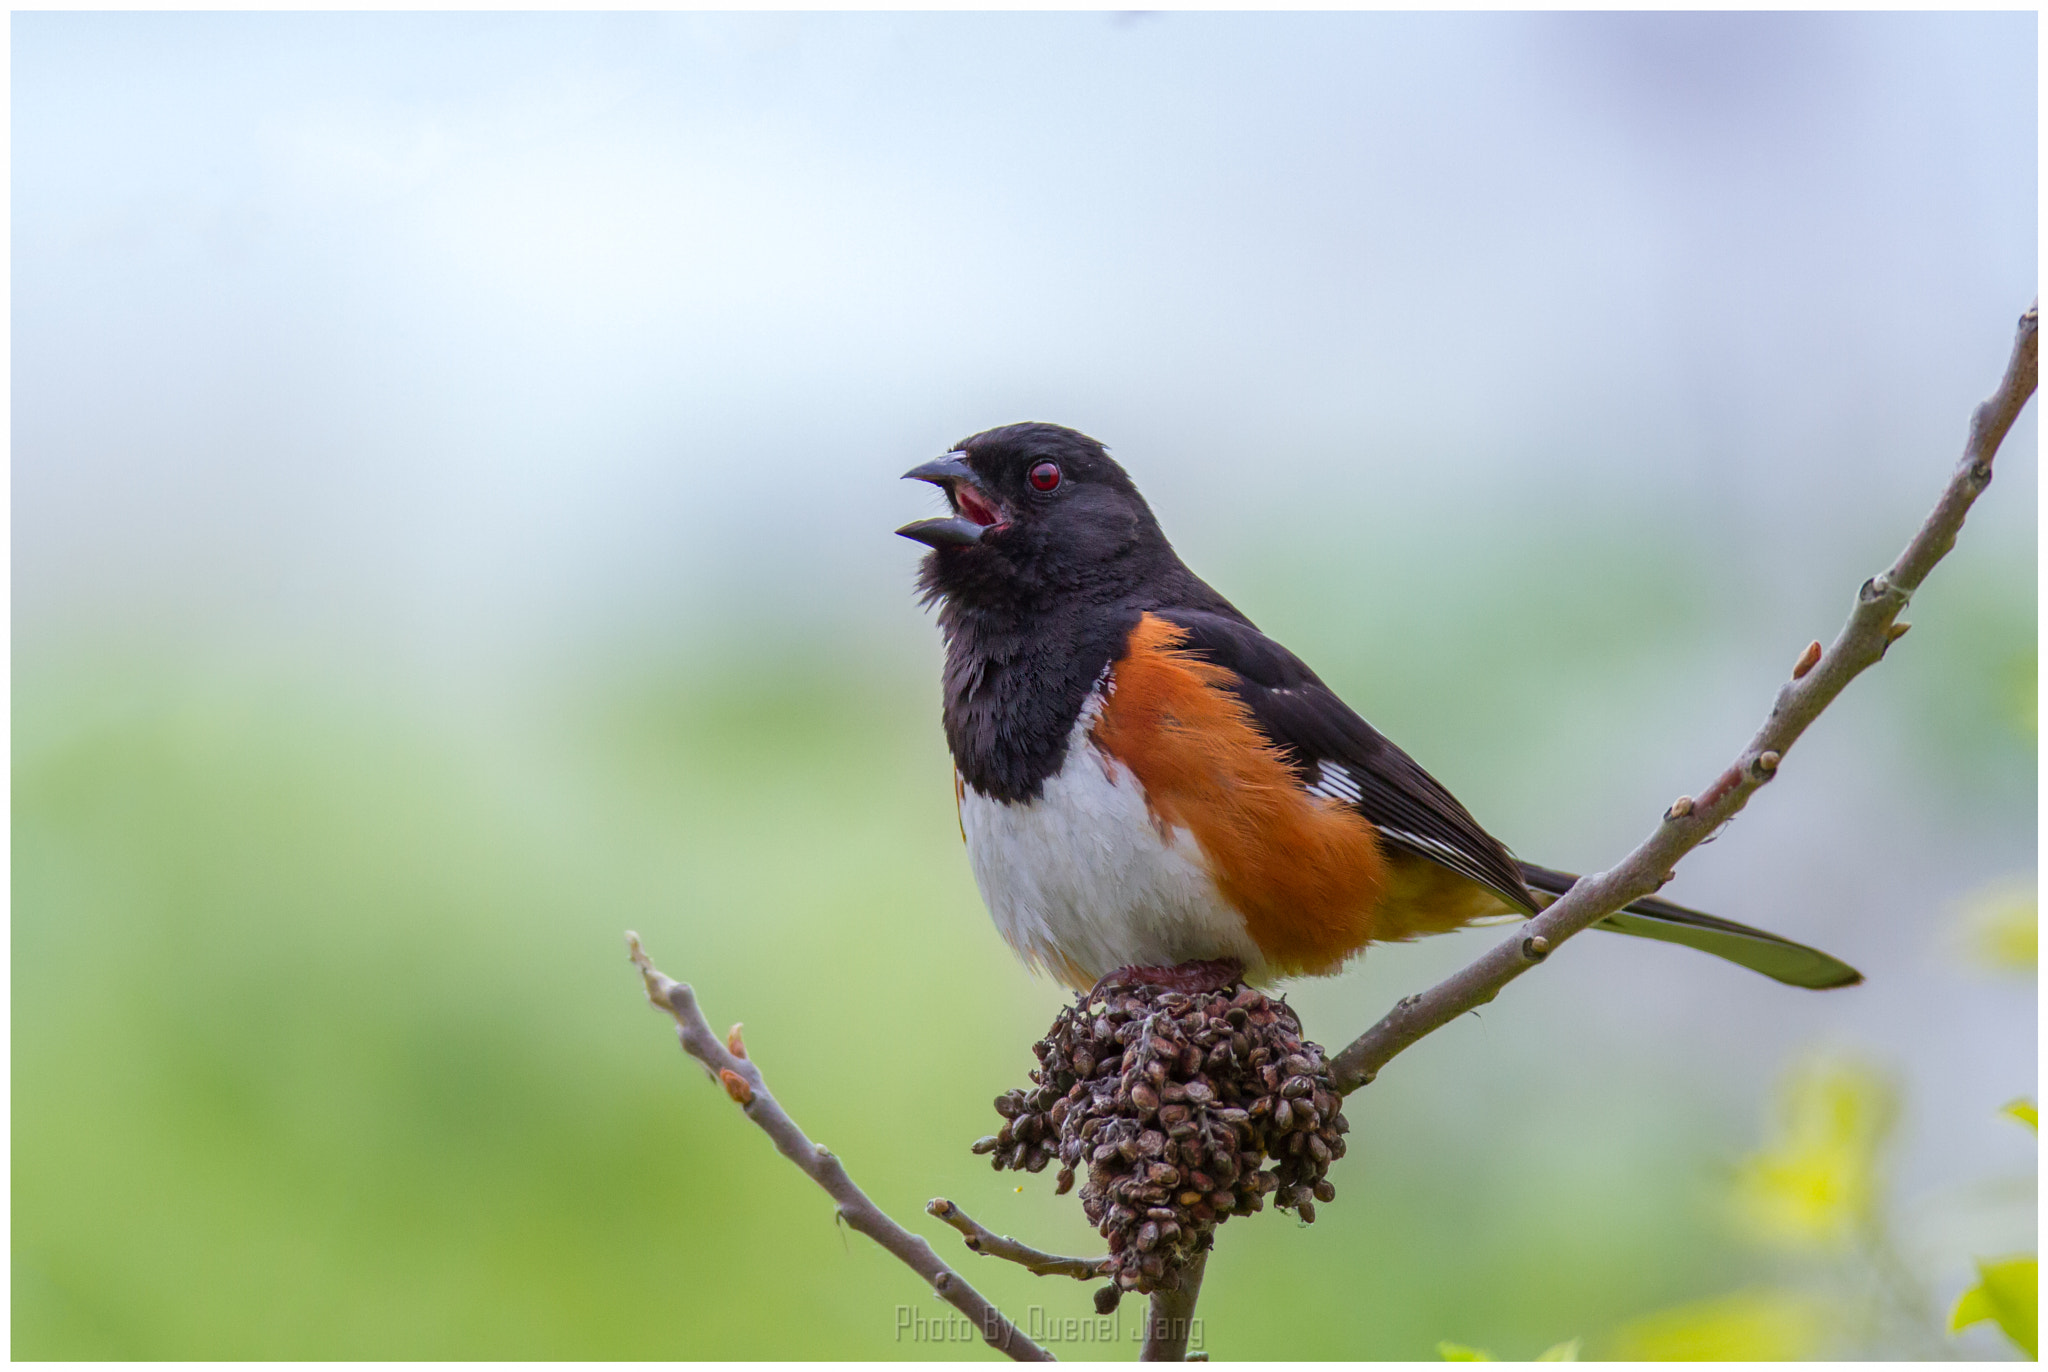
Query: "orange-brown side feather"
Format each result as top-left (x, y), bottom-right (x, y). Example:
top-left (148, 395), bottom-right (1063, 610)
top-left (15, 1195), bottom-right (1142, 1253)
top-left (1089, 613), bottom-right (1388, 976)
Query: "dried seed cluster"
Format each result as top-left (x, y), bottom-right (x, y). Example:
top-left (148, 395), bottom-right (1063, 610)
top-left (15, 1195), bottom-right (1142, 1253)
top-left (974, 979), bottom-right (1348, 1294)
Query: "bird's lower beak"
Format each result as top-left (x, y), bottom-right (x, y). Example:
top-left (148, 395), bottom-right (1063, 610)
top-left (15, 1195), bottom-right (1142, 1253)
top-left (896, 514), bottom-right (985, 547)
top-left (897, 452), bottom-right (998, 547)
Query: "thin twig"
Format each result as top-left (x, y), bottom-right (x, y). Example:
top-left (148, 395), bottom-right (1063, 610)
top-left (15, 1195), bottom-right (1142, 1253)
top-left (1139, 1248), bottom-right (1209, 1361)
top-left (926, 1198), bottom-right (1111, 1280)
top-left (626, 933), bottom-right (1055, 1362)
top-left (1330, 299), bottom-right (2039, 1096)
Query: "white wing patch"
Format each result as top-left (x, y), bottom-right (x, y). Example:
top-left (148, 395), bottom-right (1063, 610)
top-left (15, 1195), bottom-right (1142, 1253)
top-left (1306, 761), bottom-right (1363, 804)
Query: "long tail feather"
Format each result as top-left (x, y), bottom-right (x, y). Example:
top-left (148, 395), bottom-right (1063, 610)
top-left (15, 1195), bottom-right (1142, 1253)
top-left (1517, 861), bottom-right (1863, 990)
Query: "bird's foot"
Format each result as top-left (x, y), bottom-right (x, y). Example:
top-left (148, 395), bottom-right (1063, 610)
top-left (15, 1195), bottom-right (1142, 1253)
top-left (1091, 958), bottom-right (1245, 996)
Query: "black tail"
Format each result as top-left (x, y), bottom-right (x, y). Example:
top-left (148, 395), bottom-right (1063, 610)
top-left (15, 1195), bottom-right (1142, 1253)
top-left (1517, 861), bottom-right (1863, 990)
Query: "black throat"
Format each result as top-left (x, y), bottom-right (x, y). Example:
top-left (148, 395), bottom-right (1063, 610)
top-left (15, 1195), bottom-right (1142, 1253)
top-left (921, 551), bottom-right (1239, 804)
top-left (932, 591), bottom-right (1143, 804)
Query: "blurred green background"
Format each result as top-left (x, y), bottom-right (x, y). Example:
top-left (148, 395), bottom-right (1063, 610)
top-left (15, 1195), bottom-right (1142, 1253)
top-left (13, 12), bottom-right (2036, 1360)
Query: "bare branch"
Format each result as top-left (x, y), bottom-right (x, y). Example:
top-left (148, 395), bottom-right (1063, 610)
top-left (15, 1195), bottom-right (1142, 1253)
top-left (1331, 300), bottom-right (2039, 1096)
top-left (1139, 1248), bottom-right (1209, 1362)
top-left (626, 933), bottom-right (1055, 1362)
top-left (925, 1198), bottom-right (1111, 1281)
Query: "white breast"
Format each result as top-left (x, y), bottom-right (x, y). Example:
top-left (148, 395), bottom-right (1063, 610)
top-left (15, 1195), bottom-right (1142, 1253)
top-left (957, 695), bottom-right (1265, 988)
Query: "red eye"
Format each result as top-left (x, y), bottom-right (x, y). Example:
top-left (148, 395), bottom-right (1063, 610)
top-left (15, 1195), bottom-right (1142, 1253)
top-left (1028, 461), bottom-right (1062, 492)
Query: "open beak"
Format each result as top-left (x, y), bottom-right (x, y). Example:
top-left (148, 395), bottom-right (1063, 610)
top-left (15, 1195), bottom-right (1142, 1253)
top-left (897, 452), bottom-right (1002, 548)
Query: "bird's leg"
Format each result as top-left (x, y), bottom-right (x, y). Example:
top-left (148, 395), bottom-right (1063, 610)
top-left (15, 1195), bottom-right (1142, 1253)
top-left (1091, 958), bottom-right (1245, 996)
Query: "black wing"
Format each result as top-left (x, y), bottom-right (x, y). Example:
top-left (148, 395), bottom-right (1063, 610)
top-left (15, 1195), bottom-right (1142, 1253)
top-left (1154, 607), bottom-right (1540, 914)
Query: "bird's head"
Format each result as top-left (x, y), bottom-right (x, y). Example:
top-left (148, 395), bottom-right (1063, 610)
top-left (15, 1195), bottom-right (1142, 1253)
top-left (897, 422), bottom-right (1169, 610)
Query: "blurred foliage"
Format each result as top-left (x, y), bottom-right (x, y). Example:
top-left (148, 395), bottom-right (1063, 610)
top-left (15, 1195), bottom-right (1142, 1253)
top-left (1946, 917), bottom-right (2038, 1361)
top-left (13, 661), bottom-right (1008, 1358)
top-left (1592, 885), bottom-right (2040, 1362)
top-left (14, 657), bottom-right (1763, 1359)
top-left (1436, 1336), bottom-right (1580, 1360)
top-left (1595, 1055), bottom-right (1896, 1359)
top-left (1956, 879), bottom-right (2039, 974)
top-left (1728, 1056), bottom-right (1896, 1253)
top-left (1607, 1288), bottom-right (1832, 1361)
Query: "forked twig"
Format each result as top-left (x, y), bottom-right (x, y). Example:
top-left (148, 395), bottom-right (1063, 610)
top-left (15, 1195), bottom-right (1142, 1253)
top-left (927, 1198), bottom-right (1112, 1280)
top-left (627, 933), bottom-right (1055, 1362)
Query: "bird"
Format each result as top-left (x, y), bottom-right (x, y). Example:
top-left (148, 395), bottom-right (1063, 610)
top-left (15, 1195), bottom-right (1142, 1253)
top-left (897, 421), bottom-right (1862, 995)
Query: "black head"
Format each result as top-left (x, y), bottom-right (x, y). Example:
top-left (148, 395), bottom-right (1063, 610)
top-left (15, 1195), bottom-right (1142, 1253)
top-left (897, 422), bottom-right (1172, 611)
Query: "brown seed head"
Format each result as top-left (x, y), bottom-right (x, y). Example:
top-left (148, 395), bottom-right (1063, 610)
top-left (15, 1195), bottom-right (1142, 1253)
top-left (976, 969), bottom-right (1346, 1294)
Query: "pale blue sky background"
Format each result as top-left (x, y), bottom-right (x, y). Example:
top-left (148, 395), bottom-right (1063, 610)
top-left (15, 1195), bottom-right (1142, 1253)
top-left (16, 12), bottom-right (2036, 671)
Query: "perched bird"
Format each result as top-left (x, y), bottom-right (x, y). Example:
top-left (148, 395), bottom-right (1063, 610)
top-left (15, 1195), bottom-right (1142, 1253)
top-left (898, 422), bottom-right (1862, 994)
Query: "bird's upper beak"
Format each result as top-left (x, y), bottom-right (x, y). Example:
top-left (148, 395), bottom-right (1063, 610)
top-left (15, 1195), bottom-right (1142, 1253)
top-left (897, 452), bottom-right (1002, 547)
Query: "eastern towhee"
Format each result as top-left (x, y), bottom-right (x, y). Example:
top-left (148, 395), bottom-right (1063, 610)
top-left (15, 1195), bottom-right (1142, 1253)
top-left (898, 422), bottom-right (1861, 993)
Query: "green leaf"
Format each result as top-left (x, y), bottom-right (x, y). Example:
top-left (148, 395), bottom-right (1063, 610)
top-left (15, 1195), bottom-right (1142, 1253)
top-left (1952, 1284), bottom-right (1996, 1333)
top-left (2002, 1098), bottom-right (2038, 1133)
top-left (1950, 1256), bottom-right (2038, 1358)
top-left (1535, 1338), bottom-right (1582, 1361)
